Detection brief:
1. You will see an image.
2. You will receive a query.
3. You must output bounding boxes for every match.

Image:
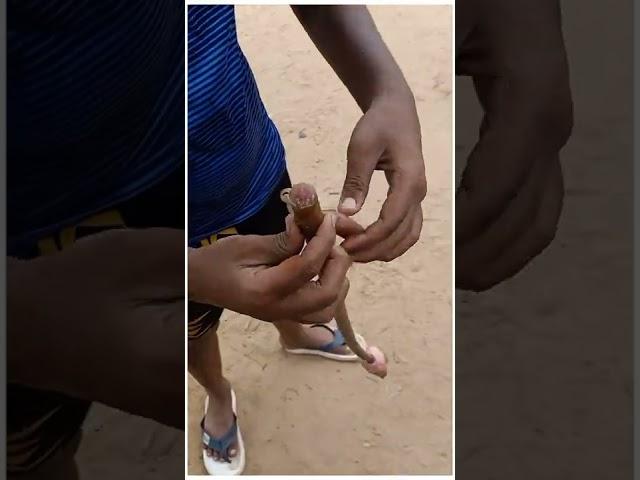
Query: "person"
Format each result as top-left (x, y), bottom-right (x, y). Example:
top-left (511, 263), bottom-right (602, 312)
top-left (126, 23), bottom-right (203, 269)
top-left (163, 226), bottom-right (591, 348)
top-left (186, 5), bottom-right (426, 473)
top-left (455, 0), bottom-right (573, 291)
top-left (7, 2), bottom-right (185, 478)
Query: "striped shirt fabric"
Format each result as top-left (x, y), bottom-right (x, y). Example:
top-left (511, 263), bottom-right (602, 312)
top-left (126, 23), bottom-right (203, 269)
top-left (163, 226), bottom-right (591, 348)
top-left (7, 1), bottom-right (184, 252)
top-left (188, 5), bottom-right (286, 245)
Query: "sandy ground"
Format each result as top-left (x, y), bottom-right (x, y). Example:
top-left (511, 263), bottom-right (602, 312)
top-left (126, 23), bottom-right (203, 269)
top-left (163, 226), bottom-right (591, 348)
top-left (76, 405), bottom-right (183, 480)
top-left (187, 5), bottom-right (452, 475)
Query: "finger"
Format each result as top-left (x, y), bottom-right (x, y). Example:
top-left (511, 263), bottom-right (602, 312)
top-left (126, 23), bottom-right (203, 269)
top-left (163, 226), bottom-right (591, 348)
top-left (457, 153), bottom-right (552, 270)
top-left (457, 158), bottom-right (563, 291)
top-left (456, 76), bottom-right (530, 242)
top-left (339, 115), bottom-right (384, 215)
top-left (341, 170), bottom-right (416, 254)
top-left (385, 206), bottom-right (423, 260)
top-left (457, 63), bottom-right (571, 243)
top-left (261, 214), bottom-right (336, 294)
top-left (334, 212), bottom-right (365, 239)
top-left (349, 204), bottom-right (417, 262)
top-left (280, 245), bottom-right (351, 316)
top-left (246, 214), bottom-right (305, 265)
top-left (481, 159), bottom-right (564, 286)
top-left (298, 279), bottom-right (350, 324)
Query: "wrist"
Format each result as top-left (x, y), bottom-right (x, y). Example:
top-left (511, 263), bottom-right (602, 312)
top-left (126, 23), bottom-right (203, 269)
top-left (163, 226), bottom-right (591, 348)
top-left (370, 79), bottom-right (414, 110)
top-left (375, 72), bottom-right (412, 99)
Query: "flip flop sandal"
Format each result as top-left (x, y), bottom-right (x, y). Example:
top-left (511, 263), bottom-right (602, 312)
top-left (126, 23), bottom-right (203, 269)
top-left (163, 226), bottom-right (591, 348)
top-left (283, 323), bottom-right (368, 362)
top-left (202, 389), bottom-right (245, 475)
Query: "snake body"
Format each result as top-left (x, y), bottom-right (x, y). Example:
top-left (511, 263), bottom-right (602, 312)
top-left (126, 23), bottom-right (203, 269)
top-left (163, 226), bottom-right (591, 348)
top-left (281, 184), bottom-right (375, 364)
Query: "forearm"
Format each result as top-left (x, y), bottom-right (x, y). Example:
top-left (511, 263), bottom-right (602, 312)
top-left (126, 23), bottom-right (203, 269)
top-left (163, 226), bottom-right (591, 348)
top-left (291, 5), bottom-right (412, 111)
top-left (7, 256), bottom-right (77, 388)
top-left (8, 231), bottom-right (185, 426)
top-left (188, 246), bottom-right (225, 307)
top-left (188, 247), bottom-right (206, 302)
top-left (7, 257), bottom-right (39, 383)
top-left (8, 229), bottom-right (185, 391)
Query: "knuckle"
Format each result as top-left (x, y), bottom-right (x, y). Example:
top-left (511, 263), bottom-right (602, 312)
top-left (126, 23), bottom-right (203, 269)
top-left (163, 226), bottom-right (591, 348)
top-left (381, 252), bottom-right (395, 263)
top-left (408, 229), bottom-right (421, 247)
top-left (523, 76), bottom-right (573, 147)
top-left (456, 263), bottom-right (495, 292)
top-left (300, 258), bottom-right (322, 280)
top-left (309, 285), bottom-right (339, 310)
top-left (320, 288), bottom-right (339, 307)
top-left (469, 281), bottom-right (493, 293)
top-left (259, 310), bottom-right (279, 323)
top-left (273, 232), bottom-right (292, 256)
top-left (335, 247), bottom-right (352, 267)
top-left (458, 272), bottom-right (495, 293)
top-left (348, 121), bottom-right (376, 151)
top-left (418, 178), bottom-right (428, 199)
top-left (342, 277), bottom-right (350, 294)
top-left (343, 174), bottom-right (368, 194)
top-left (533, 220), bottom-right (558, 251)
top-left (411, 175), bottom-right (428, 200)
top-left (531, 101), bottom-right (573, 148)
top-left (247, 283), bottom-right (272, 306)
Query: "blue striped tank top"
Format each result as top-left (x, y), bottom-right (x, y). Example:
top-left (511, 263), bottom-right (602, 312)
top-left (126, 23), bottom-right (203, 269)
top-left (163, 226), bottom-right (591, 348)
top-left (7, 0), bottom-right (184, 251)
top-left (188, 5), bottom-right (286, 245)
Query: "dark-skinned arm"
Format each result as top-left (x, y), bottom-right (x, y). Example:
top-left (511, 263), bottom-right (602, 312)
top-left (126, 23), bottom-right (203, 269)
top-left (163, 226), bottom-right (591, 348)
top-left (291, 5), bottom-right (411, 111)
top-left (291, 5), bottom-right (427, 263)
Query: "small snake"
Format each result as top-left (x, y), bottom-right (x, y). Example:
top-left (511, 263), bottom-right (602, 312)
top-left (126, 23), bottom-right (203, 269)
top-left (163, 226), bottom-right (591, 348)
top-left (281, 184), bottom-right (387, 378)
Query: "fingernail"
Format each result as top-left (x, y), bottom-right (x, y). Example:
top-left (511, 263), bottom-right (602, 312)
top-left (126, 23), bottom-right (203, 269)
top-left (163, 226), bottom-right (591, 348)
top-left (341, 197), bottom-right (357, 210)
top-left (330, 213), bottom-right (337, 227)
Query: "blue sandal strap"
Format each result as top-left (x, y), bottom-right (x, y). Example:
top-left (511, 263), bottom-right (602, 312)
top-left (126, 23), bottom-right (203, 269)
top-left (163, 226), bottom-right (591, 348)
top-left (310, 324), bottom-right (347, 352)
top-left (201, 415), bottom-right (238, 463)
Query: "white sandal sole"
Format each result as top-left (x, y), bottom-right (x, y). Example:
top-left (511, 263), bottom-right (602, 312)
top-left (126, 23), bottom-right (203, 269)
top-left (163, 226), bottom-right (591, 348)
top-left (202, 389), bottom-right (246, 475)
top-left (283, 333), bottom-right (368, 362)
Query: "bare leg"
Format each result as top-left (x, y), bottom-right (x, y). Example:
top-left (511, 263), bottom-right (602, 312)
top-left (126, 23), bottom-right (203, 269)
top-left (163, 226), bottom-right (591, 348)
top-left (188, 325), bottom-right (237, 461)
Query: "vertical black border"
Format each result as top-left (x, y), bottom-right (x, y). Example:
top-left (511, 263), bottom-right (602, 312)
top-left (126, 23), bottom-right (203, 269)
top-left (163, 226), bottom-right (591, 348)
top-left (1, 0), bottom-right (7, 475)
top-left (632, 0), bottom-right (640, 476)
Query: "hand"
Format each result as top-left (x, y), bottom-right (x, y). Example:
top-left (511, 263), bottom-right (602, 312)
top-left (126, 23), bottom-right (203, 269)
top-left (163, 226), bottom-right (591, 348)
top-left (9, 228), bottom-right (185, 428)
top-left (189, 213), bottom-right (352, 324)
top-left (455, 0), bottom-right (573, 291)
top-left (339, 92), bottom-right (427, 262)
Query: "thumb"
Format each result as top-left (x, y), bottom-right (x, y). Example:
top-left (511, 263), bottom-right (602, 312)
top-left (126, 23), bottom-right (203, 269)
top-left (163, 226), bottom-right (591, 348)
top-left (339, 119), bottom-right (380, 215)
top-left (261, 214), bottom-right (305, 264)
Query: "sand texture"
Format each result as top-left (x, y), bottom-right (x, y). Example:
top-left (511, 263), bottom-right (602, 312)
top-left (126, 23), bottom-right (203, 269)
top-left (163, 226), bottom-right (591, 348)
top-left (187, 5), bottom-right (452, 475)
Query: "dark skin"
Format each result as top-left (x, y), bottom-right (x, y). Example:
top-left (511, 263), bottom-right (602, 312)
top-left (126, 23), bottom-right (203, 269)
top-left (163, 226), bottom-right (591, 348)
top-left (291, 5), bottom-right (427, 263)
top-left (191, 6), bottom-right (426, 311)
top-left (10, 6), bottom-right (420, 429)
top-left (189, 6), bottom-right (425, 462)
top-left (8, 229), bottom-right (185, 429)
top-left (455, 0), bottom-right (573, 291)
top-left (189, 214), bottom-right (355, 324)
